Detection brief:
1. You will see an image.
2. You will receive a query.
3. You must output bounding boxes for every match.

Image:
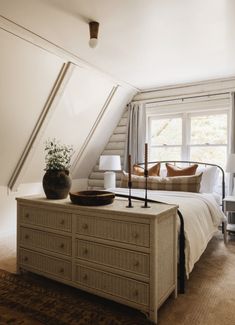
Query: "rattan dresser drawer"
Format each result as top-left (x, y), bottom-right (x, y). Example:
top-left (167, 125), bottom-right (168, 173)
top-left (76, 215), bottom-right (150, 247)
top-left (20, 227), bottom-right (72, 256)
top-left (76, 239), bottom-right (149, 276)
top-left (20, 206), bottom-right (72, 232)
top-left (74, 264), bottom-right (149, 306)
top-left (19, 248), bottom-right (71, 280)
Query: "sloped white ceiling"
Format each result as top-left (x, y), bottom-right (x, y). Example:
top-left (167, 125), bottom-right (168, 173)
top-left (1, 0), bottom-right (235, 89)
top-left (0, 28), bottom-right (65, 186)
top-left (0, 17), bottom-right (135, 188)
top-left (22, 65), bottom-right (122, 183)
top-left (72, 85), bottom-right (134, 179)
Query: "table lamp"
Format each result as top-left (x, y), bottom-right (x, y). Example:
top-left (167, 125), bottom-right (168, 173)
top-left (99, 155), bottom-right (121, 189)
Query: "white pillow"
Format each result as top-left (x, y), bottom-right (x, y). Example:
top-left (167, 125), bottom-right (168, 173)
top-left (160, 168), bottom-right (167, 178)
top-left (197, 166), bottom-right (218, 193)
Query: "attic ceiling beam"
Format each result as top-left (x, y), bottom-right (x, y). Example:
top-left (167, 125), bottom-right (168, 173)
top-left (0, 15), bottom-right (138, 93)
top-left (8, 61), bottom-right (75, 191)
top-left (133, 76), bottom-right (235, 103)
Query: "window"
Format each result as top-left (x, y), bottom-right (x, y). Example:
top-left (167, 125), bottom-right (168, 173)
top-left (148, 110), bottom-right (228, 168)
top-left (189, 112), bottom-right (228, 167)
top-left (149, 115), bottom-right (182, 161)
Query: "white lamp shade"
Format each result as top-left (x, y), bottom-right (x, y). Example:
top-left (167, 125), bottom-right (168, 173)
top-left (226, 154), bottom-right (235, 173)
top-left (99, 155), bottom-right (121, 171)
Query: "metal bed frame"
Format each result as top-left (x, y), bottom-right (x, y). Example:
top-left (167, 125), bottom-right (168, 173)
top-left (133, 160), bottom-right (225, 293)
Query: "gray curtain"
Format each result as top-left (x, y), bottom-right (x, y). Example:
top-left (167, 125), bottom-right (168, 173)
top-left (124, 102), bottom-right (146, 171)
top-left (228, 92), bottom-right (235, 222)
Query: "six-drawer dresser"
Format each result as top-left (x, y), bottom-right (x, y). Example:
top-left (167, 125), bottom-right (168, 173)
top-left (16, 196), bottom-right (178, 324)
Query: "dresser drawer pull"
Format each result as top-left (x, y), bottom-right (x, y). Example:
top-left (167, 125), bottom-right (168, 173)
top-left (23, 256), bottom-right (28, 262)
top-left (133, 260), bottom-right (140, 267)
top-left (132, 232), bottom-right (139, 239)
top-left (83, 248), bottom-right (88, 255)
top-left (82, 274), bottom-right (88, 281)
top-left (82, 223), bottom-right (88, 230)
top-left (60, 219), bottom-right (65, 225)
top-left (25, 213), bottom-right (29, 218)
top-left (24, 234), bottom-right (29, 240)
top-left (59, 268), bottom-right (64, 274)
top-left (133, 289), bottom-right (139, 297)
top-left (60, 243), bottom-right (65, 249)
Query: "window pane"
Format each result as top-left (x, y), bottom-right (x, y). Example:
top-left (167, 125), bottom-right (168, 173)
top-left (190, 114), bottom-right (227, 145)
top-left (150, 118), bottom-right (182, 145)
top-left (150, 147), bottom-right (181, 161)
top-left (190, 146), bottom-right (227, 169)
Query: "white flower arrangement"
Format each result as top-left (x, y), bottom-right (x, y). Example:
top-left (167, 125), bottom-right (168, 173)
top-left (44, 139), bottom-right (74, 171)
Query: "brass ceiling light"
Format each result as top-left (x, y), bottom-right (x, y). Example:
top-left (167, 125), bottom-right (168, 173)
top-left (89, 21), bottom-right (99, 48)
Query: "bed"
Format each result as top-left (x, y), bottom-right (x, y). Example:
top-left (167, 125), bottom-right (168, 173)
top-left (112, 161), bottom-right (227, 293)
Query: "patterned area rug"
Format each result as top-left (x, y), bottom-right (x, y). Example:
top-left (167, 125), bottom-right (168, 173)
top-left (0, 269), bottom-right (152, 325)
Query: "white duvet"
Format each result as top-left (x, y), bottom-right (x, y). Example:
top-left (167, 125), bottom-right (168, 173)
top-left (113, 188), bottom-right (226, 277)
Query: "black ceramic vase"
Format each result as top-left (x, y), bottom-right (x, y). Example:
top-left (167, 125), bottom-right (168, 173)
top-left (42, 170), bottom-right (72, 199)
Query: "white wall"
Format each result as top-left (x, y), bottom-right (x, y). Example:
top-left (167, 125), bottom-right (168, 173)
top-left (88, 108), bottom-right (128, 189)
top-left (22, 64), bottom-right (118, 183)
top-left (72, 86), bottom-right (134, 180)
top-left (0, 28), bottom-right (65, 185)
top-left (0, 24), bottom-right (65, 236)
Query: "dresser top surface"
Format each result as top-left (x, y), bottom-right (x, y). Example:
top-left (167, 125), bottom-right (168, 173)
top-left (17, 195), bottom-right (177, 218)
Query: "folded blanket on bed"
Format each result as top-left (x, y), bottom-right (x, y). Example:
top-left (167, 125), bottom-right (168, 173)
top-left (112, 188), bottom-right (225, 277)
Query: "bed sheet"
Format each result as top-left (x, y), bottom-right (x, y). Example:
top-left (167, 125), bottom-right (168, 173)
top-left (112, 188), bottom-right (226, 277)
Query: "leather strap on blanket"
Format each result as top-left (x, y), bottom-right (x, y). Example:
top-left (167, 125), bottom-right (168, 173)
top-left (115, 193), bottom-right (186, 294)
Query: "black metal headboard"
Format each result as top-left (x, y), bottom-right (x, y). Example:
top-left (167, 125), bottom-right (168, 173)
top-left (136, 160), bottom-right (225, 199)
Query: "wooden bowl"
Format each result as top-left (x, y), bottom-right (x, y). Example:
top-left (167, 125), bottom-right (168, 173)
top-left (69, 190), bottom-right (115, 206)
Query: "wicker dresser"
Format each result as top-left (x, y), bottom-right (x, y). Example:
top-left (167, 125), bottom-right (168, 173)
top-left (16, 196), bottom-right (178, 324)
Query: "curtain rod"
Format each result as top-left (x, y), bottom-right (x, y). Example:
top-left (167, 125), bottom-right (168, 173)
top-left (131, 91), bottom-right (231, 105)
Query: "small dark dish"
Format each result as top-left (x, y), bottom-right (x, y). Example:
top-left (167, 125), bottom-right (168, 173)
top-left (69, 190), bottom-right (115, 206)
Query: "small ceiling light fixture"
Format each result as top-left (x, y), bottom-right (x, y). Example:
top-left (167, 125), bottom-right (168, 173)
top-left (89, 21), bottom-right (99, 48)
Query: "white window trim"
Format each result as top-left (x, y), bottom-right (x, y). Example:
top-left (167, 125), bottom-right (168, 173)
top-left (188, 109), bottom-right (229, 147)
top-left (147, 108), bottom-right (229, 162)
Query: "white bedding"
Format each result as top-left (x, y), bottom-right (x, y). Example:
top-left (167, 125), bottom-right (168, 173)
top-left (112, 188), bottom-right (226, 277)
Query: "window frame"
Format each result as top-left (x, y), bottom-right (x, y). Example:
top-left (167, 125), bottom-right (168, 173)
top-left (148, 113), bottom-right (184, 160)
top-left (147, 108), bottom-right (229, 164)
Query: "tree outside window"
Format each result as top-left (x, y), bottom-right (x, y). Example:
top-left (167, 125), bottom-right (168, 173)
top-left (148, 111), bottom-right (228, 168)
